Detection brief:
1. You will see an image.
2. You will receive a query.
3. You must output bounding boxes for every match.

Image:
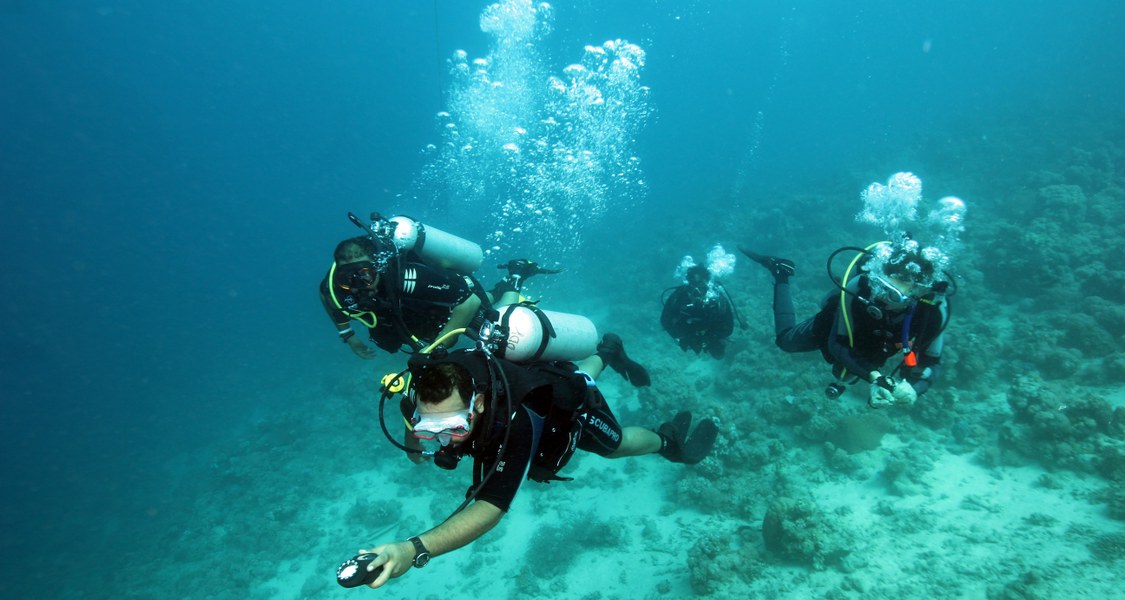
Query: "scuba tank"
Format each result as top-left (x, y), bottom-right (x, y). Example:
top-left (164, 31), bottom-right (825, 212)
top-left (491, 303), bottom-right (598, 363)
top-left (388, 215), bottom-right (484, 274)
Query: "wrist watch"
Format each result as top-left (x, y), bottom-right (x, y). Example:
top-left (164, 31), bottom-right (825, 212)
top-left (408, 536), bottom-right (431, 568)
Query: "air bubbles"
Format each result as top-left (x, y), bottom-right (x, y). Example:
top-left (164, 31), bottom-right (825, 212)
top-left (412, 0), bottom-right (649, 260)
top-left (858, 171), bottom-right (922, 233)
top-left (563, 64), bottom-right (586, 78)
top-left (934, 196), bottom-right (966, 227)
top-left (707, 244), bottom-right (736, 280)
top-left (854, 173), bottom-right (968, 277)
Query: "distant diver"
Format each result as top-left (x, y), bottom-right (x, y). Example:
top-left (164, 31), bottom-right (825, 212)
top-left (741, 235), bottom-right (953, 408)
top-left (660, 264), bottom-right (743, 359)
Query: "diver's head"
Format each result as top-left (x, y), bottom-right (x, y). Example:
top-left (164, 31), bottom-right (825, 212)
top-left (868, 244), bottom-right (937, 309)
top-left (414, 362), bottom-right (474, 408)
top-left (686, 265), bottom-right (711, 292)
top-left (411, 362), bottom-right (484, 453)
top-left (883, 244), bottom-right (936, 287)
top-left (334, 236), bottom-right (377, 264)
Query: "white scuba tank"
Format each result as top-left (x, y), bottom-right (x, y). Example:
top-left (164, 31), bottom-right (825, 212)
top-left (497, 304), bottom-right (599, 362)
top-left (388, 216), bottom-right (484, 274)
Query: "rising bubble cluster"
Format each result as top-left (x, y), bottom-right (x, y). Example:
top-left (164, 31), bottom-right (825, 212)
top-left (857, 172), bottom-right (922, 235)
top-left (856, 172), bottom-right (968, 280)
top-left (411, 0), bottom-right (650, 259)
top-left (672, 244), bottom-right (737, 302)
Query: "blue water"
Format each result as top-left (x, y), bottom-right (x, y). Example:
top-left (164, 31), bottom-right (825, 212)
top-left (2, 1), bottom-right (1122, 597)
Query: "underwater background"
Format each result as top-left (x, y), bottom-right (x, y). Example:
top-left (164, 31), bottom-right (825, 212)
top-left (2, 0), bottom-right (1124, 598)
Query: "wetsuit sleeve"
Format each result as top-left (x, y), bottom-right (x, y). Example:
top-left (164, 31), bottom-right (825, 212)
top-left (908, 356), bottom-right (942, 394)
top-left (660, 288), bottom-right (684, 333)
top-left (714, 299), bottom-right (735, 338)
top-left (907, 303), bottom-right (947, 394)
top-left (472, 409), bottom-right (536, 512)
top-left (319, 274), bottom-right (352, 329)
top-left (827, 293), bottom-right (878, 380)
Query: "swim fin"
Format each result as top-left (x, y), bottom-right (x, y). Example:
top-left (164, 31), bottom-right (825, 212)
top-left (658, 411), bottom-right (692, 460)
top-left (596, 333), bottom-right (651, 387)
top-left (738, 246), bottom-right (796, 280)
top-left (658, 411), bottom-right (717, 465)
top-left (679, 418), bottom-right (718, 465)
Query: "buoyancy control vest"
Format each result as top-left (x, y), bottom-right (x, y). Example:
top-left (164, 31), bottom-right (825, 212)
top-left (813, 276), bottom-right (945, 369)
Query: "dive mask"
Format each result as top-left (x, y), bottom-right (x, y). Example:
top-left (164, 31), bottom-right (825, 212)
top-left (869, 274), bottom-right (914, 308)
top-left (411, 408), bottom-right (474, 455)
top-left (338, 261), bottom-right (379, 290)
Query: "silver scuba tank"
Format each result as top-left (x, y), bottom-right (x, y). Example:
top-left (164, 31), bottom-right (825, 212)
top-left (388, 216), bottom-right (484, 274)
top-left (495, 304), bottom-right (599, 363)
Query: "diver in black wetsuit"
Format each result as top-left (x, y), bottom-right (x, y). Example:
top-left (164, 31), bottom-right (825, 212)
top-left (320, 233), bottom-right (557, 358)
top-left (661, 264), bottom-right (736, 359)
top-left (741, 240), bottom-right (950, 408)
top-left (320, 236), bottom-right (481, 357)
top-left (348, 341), bottom-right (718, 589)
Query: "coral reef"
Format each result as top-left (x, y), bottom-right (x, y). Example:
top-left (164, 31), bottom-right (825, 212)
top-left (686, 527), bottom-right (762, 595)
top-left (1102, 483), bottom-right (1125, 521)
top-left (825, 412), bottom-right (892, 454)
top-left (880, 441), bottom-right (940, 496)
top-left (524, 511), bottom-right (625, 577)
top-left (988, 570), bottom-right (1050, 600)
top-left (760, 497), bottom-right (852, 570)
top-left (999, 375), bottom-right (1124, 476)
top-left (1087, 532), bottom-right (1125, 561)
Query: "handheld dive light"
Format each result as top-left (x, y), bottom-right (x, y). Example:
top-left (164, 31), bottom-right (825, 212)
top-left (336, 553), bottom-right (383, 588)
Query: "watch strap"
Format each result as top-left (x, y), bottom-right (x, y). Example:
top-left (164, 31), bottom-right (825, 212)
top-left (409, 536), bottom-right (430, 568)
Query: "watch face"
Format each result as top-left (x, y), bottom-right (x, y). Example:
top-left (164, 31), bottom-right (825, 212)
top-left (410, 537), bottom-right (431, 568)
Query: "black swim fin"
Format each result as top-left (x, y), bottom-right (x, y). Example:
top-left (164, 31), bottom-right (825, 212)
top-left (738, 246), bottom-right (796, 279)
top-left (678, 418), bottom-right (718, 465)
top-left (658, 411), bottom-right (717, 464)
top-left (596, 333), bottom-right (651, 387)
top-left (658, 411), bottom-right (692, 460)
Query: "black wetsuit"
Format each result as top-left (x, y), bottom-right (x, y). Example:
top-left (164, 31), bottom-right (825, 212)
top-left (661, 286), bottom-right (735, 358)
top-left (319, 255), bottom-right (474, 352)
top-left (772, 275), bottom-right (946, 393)
top-left (409, 352), bottom-right (624, 512)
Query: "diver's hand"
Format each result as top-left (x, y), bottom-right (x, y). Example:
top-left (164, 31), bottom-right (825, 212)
top-left (868, 372), bottom-right (900, 408)
top-left (359, 541), bottom-right (414, 589)
top-left (869, 385), bottom-right (895, 409)
top-left (347, 335), bottom-right (377, 359)
top-left (892, 380), bottom-right (917, 405)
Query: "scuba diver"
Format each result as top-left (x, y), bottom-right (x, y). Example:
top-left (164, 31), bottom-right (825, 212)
top-left (336, 333), bottom-right (717, 590)
top-left (740, 235), bottom-right (952, 408)
top-left (660, 264), bottom-right (742, 359)
top-left (319, 212), bottom-right (558, 359)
